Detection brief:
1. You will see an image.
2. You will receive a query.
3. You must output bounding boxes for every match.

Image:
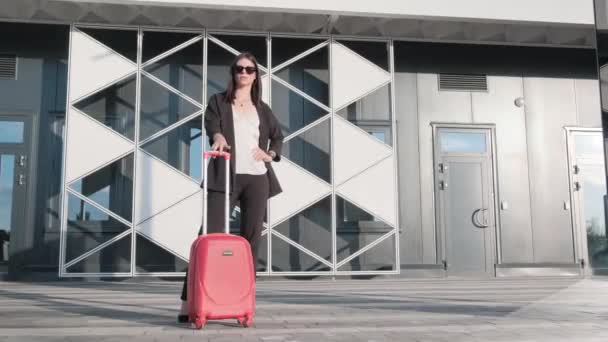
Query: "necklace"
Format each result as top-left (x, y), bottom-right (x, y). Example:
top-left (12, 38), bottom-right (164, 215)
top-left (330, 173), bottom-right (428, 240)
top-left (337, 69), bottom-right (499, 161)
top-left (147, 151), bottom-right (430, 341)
top-left (235, 99), bottom-right (251, 107)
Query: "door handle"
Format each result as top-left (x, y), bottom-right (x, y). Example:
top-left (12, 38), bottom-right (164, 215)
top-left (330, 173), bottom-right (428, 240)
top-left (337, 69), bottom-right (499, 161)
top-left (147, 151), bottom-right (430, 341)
top-left (18, 174), bottom-right (25, 186)
top-left (472, 208), bottom-right (489, 228)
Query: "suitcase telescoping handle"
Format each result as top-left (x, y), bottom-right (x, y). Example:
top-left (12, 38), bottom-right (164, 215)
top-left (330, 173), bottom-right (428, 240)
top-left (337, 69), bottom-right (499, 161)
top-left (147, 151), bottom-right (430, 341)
top-left (202, 151), bottom-right (231, 235)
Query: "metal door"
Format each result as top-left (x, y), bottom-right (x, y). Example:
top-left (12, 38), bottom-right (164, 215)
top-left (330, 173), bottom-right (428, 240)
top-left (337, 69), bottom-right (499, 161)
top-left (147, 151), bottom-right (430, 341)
top-left (434, 126), bottom-right (496, 277)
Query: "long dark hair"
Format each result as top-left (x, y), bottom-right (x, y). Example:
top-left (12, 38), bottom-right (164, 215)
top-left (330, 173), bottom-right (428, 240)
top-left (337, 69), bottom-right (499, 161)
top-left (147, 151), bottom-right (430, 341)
top-left (224, 52), bottom-right (262, 107)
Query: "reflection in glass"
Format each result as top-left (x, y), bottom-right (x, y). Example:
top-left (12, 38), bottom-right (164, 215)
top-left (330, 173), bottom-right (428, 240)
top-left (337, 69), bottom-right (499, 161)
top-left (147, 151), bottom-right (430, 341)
top-left (73, 75), bottom-right (137, 140)
top-left (69, 153), bottom-right (134, 221)
top-left (65, 193), bottom-right (130, 263)
top-left (0, 154), bottom-right (14, 263)
top-left (581, 164), bottom-right (608, 268)
top-left (274, 196), bottom-right (332, 264)
top-left (575, 134), bottom-right (604, 156)
top-left (336, 84), bottom-right (392, 145)
top-left (336, 196), bottom-right (393, 265)
top-left (207, 40), bottom-right (234, 97)
top-left (440, 132), bottom-right (487, 154)
top-left (139, 75), bottom-right (201, 141)
top-left (212, 34), bottom-right (267, 67)
top-left (272, 37), bottom-right (326, 68)
top-left (0, 155), bottom-right (15, 232)
top-left (141, 116), bottom-right (202, 181)
top-left (271, 80), bottom-right (328, 136)
top-left (143, 40), bottom-right (203, 104)
top-left (136, 234), bottom-right (188, 272)
top-left (66, 233), bottom-right (131, 273)
top-left (274, 46), bottom-right (329, 106)
top-left (337, 234), bottom-right (395, 272)
top-left (142, 31), bottom-right (199, 63)
top-left (271, 235), bottom-right (330, 272)
top-left (282, 119), bottom-right (331, 183)
top-left (79, 28), bottom-right (138, 62)
top-left (0, 121), bottom-right (24, 143)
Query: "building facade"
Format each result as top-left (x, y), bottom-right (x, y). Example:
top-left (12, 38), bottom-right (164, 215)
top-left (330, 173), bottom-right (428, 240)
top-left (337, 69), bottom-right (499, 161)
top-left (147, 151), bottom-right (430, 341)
top-left (0, 0), bottom-right (606, 280)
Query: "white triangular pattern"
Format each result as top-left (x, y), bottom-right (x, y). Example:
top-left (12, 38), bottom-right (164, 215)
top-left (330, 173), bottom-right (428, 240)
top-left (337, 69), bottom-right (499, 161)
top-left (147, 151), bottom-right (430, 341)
top-left (261, 74), bottom-right (270, 104)
top-left (69, 29), bottom-right (136, 101)
top-left (136, 191), bottom-right (202, 261)
top-left (269, 159), bottom-right (332, 226)
top-left (65, 109), bottom-right (134, 183)
top-left (334, 115), bottom-right (392, 186)
top-left (331, 42), bottom-right (390, 110)
top-left (337, 156), bottom-right (396, 227)
top-left (135, 150), bottom-right (200, 224)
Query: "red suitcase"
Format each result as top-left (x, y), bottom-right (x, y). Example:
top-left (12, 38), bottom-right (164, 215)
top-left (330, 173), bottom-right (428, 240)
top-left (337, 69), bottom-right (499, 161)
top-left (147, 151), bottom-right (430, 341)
top-left (187, 151), bottom-right (255, 329)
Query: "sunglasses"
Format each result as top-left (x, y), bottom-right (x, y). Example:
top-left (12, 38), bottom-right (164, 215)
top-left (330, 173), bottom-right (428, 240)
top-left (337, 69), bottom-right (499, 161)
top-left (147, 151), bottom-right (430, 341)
top-left (234, 65), bottom-right (257, 75)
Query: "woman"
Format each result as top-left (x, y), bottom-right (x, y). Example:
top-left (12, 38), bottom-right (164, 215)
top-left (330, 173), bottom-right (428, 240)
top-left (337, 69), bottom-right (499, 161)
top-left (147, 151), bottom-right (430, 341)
top-left (178, 52), bottom-right (284, 322)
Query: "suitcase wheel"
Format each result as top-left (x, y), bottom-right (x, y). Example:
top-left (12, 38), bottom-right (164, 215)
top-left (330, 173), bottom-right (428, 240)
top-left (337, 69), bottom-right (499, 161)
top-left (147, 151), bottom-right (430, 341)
top-left (192, 318), bottom-right (205, 330)
top-left (242, 316), bottom-right (253, 328)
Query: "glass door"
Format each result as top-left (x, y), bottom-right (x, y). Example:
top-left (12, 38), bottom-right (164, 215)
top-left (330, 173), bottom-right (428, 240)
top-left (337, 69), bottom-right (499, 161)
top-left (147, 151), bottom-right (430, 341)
top-left (0, 117), bottom-right (30, 273)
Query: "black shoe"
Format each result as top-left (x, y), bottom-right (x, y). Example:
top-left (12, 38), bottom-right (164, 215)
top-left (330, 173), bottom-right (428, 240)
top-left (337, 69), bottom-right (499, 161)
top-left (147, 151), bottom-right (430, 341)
top-left (177, 314), bottom-right (189, 323)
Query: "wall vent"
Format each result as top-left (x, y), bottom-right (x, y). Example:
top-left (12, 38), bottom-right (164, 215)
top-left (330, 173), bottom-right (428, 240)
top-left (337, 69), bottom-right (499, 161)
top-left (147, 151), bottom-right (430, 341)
top-left (439, 73), bottom-right (487, 92)
top-left (0, 55), bottom-right (17, 80)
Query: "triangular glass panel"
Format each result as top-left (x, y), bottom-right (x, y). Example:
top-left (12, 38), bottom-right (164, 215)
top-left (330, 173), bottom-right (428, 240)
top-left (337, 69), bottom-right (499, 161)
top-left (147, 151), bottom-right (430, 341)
top-left (66, 233), bottom-right (132, 273)
top-left (274, 46), bottom-right (329, 106)
top-left (337, 233), bottom-right (395, 272)
top-left (335, 84), bottom-right (392, 146)
top-left (73, 75), bottom-right (137, 141)
top-left (141, 115), bottom-right (202, 181)
top-left (142, 30), bottom-right (200, 63)
top-left (207, 39), bottom-right (233, 96)
top-left (69, 153), bottom-right (134, 221)
top-left (65, 193), bottom-right (130, 263)
top-left (282, 118), bottom-right (331, 183)
top-left (136, 233), bottom-right (188, 272)
top-left (271, 235), bottom-right (331, 272)
top-left (79, 27), bottom-right (137, 62)
top-left (212, 34), bottom-right (267, 68)
top-left (274, 196), bottom-right (332, 264)
top-left (337, 40), bottom-right (389, 71)
top-left (271, 37), bottom-right (326, 67)
top-left (144, 40), bottom-right (203, 104)
top-left (139, 75), bottom-right (201, 141)
top-left (336, 196), bottom-right (393, 264)
top-left (271, 79), bottom-right (328, 136)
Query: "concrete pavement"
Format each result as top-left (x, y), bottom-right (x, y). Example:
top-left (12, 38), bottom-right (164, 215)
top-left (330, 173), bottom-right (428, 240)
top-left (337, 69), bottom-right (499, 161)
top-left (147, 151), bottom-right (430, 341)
top-left (0, 277), bottom-right (607, 341)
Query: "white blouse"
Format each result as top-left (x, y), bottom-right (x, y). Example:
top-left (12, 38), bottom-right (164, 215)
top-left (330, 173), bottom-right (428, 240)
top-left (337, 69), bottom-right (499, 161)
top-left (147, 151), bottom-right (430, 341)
top-left (233, 108), bottom-right (267, 175)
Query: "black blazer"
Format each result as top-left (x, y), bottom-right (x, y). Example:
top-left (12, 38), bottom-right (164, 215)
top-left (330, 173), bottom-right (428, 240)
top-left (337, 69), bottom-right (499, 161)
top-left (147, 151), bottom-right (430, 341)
top-left (204, 92), bottom-right (284, 198)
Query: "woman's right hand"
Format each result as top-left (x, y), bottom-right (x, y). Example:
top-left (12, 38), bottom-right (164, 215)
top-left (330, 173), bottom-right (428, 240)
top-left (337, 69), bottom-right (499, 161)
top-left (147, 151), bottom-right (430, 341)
top-left (211, 133), bottom-right (231, 152)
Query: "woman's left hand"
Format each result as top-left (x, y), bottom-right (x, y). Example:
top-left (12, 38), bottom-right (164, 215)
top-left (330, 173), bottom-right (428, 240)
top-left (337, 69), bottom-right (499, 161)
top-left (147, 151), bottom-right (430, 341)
top-left (252, 147), bottom-right (272, 162)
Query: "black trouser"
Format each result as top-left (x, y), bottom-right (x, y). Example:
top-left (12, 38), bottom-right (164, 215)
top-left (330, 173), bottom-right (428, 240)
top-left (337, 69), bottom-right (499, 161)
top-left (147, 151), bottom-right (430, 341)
top-left (181, 173), bottom-right (269, 301)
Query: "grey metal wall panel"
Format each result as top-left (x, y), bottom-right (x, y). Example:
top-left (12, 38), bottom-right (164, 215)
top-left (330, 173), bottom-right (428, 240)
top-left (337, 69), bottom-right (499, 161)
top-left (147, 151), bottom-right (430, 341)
top-left (416, 73), bottom-right (472, 264)
top-left (574, 79), bottom-right (602, 128)
top-left (472, 76), bottom-right (534, 263)
top-left (523, 77), bottom-right (577, 263)
top-left (394, 72), bottom-right (423, 264)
